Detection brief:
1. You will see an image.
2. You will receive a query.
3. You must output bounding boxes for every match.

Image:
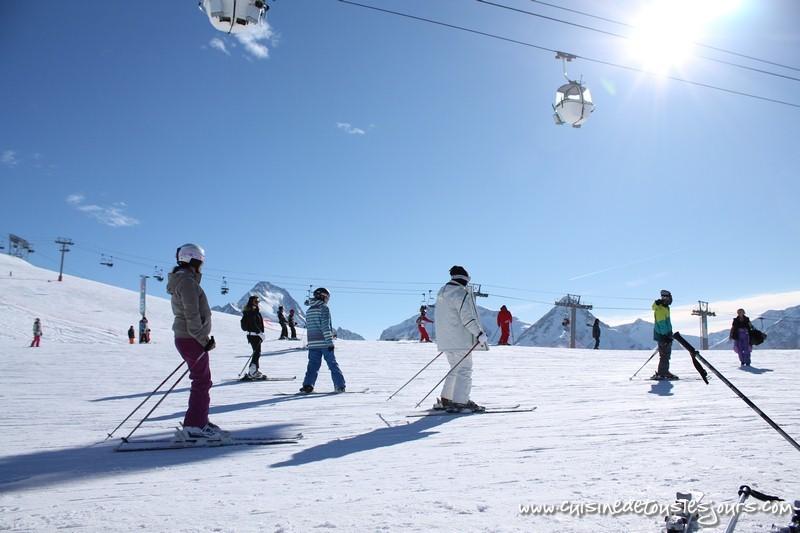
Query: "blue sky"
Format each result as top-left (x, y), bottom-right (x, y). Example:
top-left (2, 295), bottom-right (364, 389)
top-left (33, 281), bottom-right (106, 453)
top-left (2, 0), bottom-right (799, 339)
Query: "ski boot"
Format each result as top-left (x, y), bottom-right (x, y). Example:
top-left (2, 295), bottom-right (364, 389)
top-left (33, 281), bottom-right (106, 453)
top-left (446, 400), bottom-right (485, 413)
top-left (299, 384), bottom-right (314, 394)
top-left (432, 397), bottom-right (453, 411)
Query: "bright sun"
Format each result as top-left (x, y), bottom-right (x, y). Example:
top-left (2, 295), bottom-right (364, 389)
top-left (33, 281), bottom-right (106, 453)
top-left (628, 0), bottom-right (742, 74)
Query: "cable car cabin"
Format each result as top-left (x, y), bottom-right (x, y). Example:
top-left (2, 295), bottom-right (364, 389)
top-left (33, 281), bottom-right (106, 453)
top-left (200, 0), bottom-right (267, 35)
top-left (553, 82), bottom-right (594, 128)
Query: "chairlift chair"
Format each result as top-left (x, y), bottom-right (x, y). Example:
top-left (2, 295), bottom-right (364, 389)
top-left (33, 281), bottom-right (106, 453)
top-left (221, 276), bottom-right (229, 295)
top-left (100, 254), bottom-right (114, 267)
top-left (553, 52), bottom-right (594, 128)
top-left (199, 0), bottom-right (268, 34)
top-left (153, 267), bottom-right (165, 282)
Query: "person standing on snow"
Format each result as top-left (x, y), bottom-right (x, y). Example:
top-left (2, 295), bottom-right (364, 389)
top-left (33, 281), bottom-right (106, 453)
top-left (241, 296), bottom-right (266, 379)
top-left (590, 318), bottom-right (601, 349)
top-left (652, 289), bottom-right (677, 380)
top-left (138, 316), bottom-right (148, 344)
top-left (299, 288), bottom-right (346, 393)
top-left (433, 266), bottom-right (489, 413)
top-left (127, 325), bottom-right (135, 344)
top-left (416, 305), bottom-right (434, 342)
top-left (730, 308), bottom-right (754, 367)
top-left (288, 309), bottom-right (299, 340)
top-left (277, 305), bottom-right (289, 340)
top-left (497, 305), bottom-right (513, 345)
top-left (167, 243), bottom-right (224, 439)
top-left (30, 318), bottom-right (42, 347)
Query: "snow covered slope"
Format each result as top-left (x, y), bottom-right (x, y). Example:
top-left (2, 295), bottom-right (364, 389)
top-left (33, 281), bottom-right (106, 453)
top-left (2, 254), bottom-right (799, 532)
top-left (380, 304), bottom-right (529, 344)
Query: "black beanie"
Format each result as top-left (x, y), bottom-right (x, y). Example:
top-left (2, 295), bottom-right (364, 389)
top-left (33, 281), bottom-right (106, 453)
top-left (449, 265), bottom-right (469, 278)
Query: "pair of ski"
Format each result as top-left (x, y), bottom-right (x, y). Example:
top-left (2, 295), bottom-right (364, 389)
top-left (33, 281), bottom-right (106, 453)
top-left (116, 432), bottom-right (303, 452)
top-left (407, 404), bottom-right (537, 417)
top-left (237, 375), bottom-right (296, 382)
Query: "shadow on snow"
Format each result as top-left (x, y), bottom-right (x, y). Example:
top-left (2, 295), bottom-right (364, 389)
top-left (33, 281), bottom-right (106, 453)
top-left (648, 380), bottom-right (674, 397)
top-left (270, 415), bottom-right (456, 468)
top-left (0, 423), bottom-right (298, 494)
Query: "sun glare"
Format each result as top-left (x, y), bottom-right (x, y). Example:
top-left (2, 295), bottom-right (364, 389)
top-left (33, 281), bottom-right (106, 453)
top-left (628, 0), bottom-right (742, 75)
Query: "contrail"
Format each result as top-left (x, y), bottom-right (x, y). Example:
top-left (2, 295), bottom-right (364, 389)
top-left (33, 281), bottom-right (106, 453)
top-left (568, 251), bottom-right (679, 282)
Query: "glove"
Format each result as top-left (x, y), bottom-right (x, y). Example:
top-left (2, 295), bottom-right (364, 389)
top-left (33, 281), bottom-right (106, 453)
top-left (476, 332), bottom-right (488, 349)
top-left (204, 336), bottom-right (216, 352)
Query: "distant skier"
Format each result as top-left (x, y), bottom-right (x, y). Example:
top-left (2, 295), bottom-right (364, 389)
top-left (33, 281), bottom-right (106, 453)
top-left (278, 305), bottom-right (289, 340)
top-left (433, 266), bottom-right (488, 413)
top-left (299, 288), bottom-right (346, 393)
top-left (30, 318), bottom-right (42, 347)
top-left (497, 305), bottom-right (512, 345)
top-left (288, 308), bottom-right (298, 340)
top-left (589, 318), bottom-right (601, 349)
top-left (127, 325), bottom-right (135, 344)
top-left (138, 316), bottom-right (148, 344)
top-left (652, 289), bottom-right (677, 380)
top-left (730, 308), bottom-right (753, 367)
top-left (167, 243), bottom-right (225, 439)
top-left (416, 305), bottom-right (433, 342)
top-left (144, 328), bottom-right (151, 344)
top-left (241, 296), bottom-right (266, 379)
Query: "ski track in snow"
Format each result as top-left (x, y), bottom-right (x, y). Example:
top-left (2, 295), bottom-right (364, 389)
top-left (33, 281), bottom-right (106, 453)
top-left (1, 254), bottom-right (799, 532)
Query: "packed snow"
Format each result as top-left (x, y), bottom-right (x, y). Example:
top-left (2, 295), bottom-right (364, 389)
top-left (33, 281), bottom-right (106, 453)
top-left (1, 254), bottom-right (799, 532)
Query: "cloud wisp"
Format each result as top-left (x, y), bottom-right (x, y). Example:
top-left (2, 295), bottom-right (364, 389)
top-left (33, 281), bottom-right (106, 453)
top-left (2, 150), bottom-right (18, 167)
top-left (337, 122), bottom-right (366, 135)
top-left (66, 194), bottom-right (140, 228)
top-left (209, 37), bottom-right (230, 55)
top-left (235, 22), bottom-right (274, 59)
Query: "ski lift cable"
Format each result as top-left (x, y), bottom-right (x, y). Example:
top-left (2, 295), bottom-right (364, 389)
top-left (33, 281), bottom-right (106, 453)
top-left (526, 0), bottom-right (800, 73)
top-left (338, 0), bottom-right (800, 109)
top-left (476, 0), bottom-right (800, 83)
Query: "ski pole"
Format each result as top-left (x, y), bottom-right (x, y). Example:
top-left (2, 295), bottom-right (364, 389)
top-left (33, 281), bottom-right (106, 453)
top-left (121, 351), bottom-right (208, 442)
top-left (238, 353), bottom-right (253, 377)
top-left (674, 332), bottom-right (800, 454)
top-left (386, 351), bottom-right (444, 401)
top-left (415, 341), bottom-right (480, 408)
top-left (629, 347), bottom-right (659, 380)
top-left (104, 360), bottom-right (186, 441)
top-left (724, 485), bottom-right (783, 533)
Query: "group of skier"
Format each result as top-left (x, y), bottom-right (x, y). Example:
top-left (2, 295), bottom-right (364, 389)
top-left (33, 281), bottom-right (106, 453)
top-left (162, 242), bottom-right (767, 439)
top-left (416, 299), bottom-right (513, 347)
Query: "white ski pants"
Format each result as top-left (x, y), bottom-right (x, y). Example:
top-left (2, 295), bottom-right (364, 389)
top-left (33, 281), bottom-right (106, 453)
top-left (440, 350), bottom-right (473, 404)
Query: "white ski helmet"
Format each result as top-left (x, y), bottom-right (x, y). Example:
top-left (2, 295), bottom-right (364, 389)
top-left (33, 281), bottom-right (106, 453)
top-left (176, 243), bottom-right (206, 265)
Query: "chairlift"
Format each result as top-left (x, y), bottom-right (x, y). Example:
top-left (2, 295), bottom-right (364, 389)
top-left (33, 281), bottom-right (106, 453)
top-left (553, 52), bottom-right (594, 128)
top-left (199, 0), bottom-right (268, 35)
top-left (153, 266), bottom-right (165, 282)
top-left (221, 276), bottom-right (229, 295)
top-left (100, 254), bottom-right (114, 267)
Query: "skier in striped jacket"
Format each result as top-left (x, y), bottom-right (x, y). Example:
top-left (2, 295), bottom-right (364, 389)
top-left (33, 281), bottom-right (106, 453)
top-left (299, 288), bottom-right (346, 393)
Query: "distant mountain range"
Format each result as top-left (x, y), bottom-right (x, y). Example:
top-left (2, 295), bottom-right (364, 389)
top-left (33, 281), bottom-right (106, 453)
top-left (381, 301), bottom-right (800, 349)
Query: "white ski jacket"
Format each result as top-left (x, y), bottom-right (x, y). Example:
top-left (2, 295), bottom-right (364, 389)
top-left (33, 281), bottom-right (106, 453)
top-left (434, 282), bottom-right (488, 352)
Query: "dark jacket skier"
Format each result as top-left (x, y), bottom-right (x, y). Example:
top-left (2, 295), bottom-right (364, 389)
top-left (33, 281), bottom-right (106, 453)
top-left (590, 318), bottom-right (600, 349)
top-left (730, 309), bottom-right (753, 367)
top-left (138, 316), bottom-right (148, 344)
top-left (128, 325), bottom-right (135, 344)
top-left (242, 296), bottom-right (266, 378)
top-left (288, 308), bottom-right (298, 340)
top-left (278, 305), bottom-right (288, 340)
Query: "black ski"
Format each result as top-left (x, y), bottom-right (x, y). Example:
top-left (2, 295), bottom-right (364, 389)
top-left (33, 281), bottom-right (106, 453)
top-left (237, 376), bottom-right (297, 382)
top-left (406, 406), bottom-right (537, 418)
top-left (274, 387), bottom-right (370, 396)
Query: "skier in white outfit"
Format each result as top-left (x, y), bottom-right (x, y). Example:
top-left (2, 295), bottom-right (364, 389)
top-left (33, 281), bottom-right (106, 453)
top-left (433, 265), bottom-right (489, 413)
